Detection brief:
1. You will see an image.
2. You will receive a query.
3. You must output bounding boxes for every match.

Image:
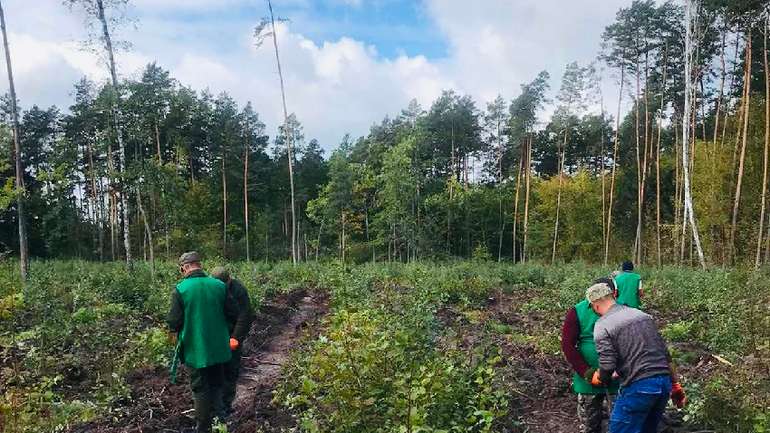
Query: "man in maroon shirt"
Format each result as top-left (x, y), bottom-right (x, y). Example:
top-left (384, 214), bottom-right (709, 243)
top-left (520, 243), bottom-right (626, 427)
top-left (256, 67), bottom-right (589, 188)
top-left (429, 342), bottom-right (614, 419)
top-left (561, 277), bottom-right (619, 433)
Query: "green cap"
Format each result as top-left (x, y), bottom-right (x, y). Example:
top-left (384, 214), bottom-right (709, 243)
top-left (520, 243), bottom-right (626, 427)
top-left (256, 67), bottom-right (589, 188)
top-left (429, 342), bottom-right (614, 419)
top-left (179, 251), bottom-right (202, 266)
top-left (586, 282), bottom-right (613, 304)
top-left (211, 266), bottom-right (230, 282)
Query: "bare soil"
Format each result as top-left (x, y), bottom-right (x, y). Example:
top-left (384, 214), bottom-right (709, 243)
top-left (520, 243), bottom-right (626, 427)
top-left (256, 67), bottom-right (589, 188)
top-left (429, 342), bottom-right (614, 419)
top-left (71, 289), bottom-right (328, 433)
top-left (438, 292), bottom-right (697, 433)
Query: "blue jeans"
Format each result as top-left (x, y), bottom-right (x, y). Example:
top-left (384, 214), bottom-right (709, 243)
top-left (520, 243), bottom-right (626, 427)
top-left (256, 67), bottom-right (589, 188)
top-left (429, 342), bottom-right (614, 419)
top-left (610, 375), bottom-right (671, 433)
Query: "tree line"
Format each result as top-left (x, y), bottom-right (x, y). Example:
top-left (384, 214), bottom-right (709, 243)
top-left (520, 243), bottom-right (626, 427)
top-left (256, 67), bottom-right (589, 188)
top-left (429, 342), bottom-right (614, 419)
top-left (1, 0), bottom-right (769, 270)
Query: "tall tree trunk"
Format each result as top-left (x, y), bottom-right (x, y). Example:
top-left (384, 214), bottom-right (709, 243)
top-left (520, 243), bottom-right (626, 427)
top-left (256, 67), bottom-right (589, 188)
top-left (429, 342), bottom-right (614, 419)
top-left (267, 0), bottom-right (297, 264)
top-left (244, 141), bottom-right (250, 261)
top-left (0, 1), bottom-right (28, 279)
top-left (656, 43), bottom-right (668, 266)
top-left (638, 51), bottom-right (652, 263)
top-left (222, 148), bottom-right (227, 257)
top-left (96, 0), bottom-right (131, 264)
top-left (674, 121), bottom-right (682, 263)
top-left (511, 151), bottom-right (523, 262)
top-left (683, 0), bottom-right (707, 270)
top-left (498, 119), bottom-right (505, 262)
top-left (136, 189), bottom-right (154, 277)
top-left (605, 63), bottom-right (626, 265)
top-left (634, 57), bottom-right (643, 263)
top-left (522, 135), bottom-right (532, 263)
top-left (599, 84), bottom-right (607, 253)
top-left (341, 211), bottom-right (346, 263)
top-left (551, 129), bottom-right (568, 263)
top-left (155, 121), bottom-right (162, 163)
top-left (730, 33), bottom-right (752, 265)
top-left (86, 140), bottom-right (103, 261)
top-left (757, 20), bottom-right (769, 269)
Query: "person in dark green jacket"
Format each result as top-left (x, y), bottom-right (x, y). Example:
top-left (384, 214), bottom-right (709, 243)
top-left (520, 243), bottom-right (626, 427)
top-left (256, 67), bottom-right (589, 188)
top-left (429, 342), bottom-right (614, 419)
top-left (167, 252), bottom-right (237, 433)
top-left (614, 261), bottom-right (643, 309)
top-left (561, 277), bottom-right (619, 433)
top-left (211, 266), bottom-right (254, 415)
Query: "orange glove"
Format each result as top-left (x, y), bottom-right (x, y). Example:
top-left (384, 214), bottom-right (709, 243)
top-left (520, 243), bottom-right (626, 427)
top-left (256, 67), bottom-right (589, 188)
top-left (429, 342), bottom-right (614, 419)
top-left (229, 337), bottom-right (239, 351)
top-left (670, 382), bottom-right (687, 408)
top-left (590, 370), bottom-right (603, 387)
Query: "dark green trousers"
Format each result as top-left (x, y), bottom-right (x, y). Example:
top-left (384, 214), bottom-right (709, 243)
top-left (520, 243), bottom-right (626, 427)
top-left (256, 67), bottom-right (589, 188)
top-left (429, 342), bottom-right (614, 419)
top-left (223, 348), bottom-right (242, 412)
top-left (189, 363), bottom-right (226, 433)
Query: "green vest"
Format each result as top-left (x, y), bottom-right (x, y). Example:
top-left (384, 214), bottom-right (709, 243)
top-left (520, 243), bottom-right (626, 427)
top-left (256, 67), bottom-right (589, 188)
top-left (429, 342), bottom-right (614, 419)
top-left (615, 272), bottom-right (641, 308)
top-left (176, 274), bottom-right (232, 369)
top-left (572, 300), bottom-right (619, 395)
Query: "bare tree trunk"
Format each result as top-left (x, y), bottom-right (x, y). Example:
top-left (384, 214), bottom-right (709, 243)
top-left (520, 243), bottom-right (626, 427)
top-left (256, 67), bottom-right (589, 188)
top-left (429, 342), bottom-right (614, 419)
top-left (656, 43), bottom-right (668, 266)
top-left (96, 0), bottom-right (131, 264)
top-left (498, 119), bottom-right (506, 262)
top-left (638, 51), bottom-right (652, 263)
top-left (341, 211), bottom-right (346, 263)
top-left (674, 121), bottom-right (682, 263)
top-left (523, 136), bottom-right (532, 263)
top-left (605, 64), bottom-right (625, 265)
top-left (267, 0), bottom-right (297, 264)
top-left (86, 140), bottom-right (103, 261)
top-left (757, 20), bottom-right (769, 269)
top-left (244, 141), bottom-right (250, 261)
top-left (222, 148), bottom-right (228, 257)
top-left (552, 129), bottom-right (568, 263)
top-left (136, 189), bottom-right (154, 277)
top-left (511, 153), bottom-right (522, 262)
top-left (0, 1), bottom-right (28, 279)
top-left (155, 121), bottom-right (162, 163)
top-left (730, 33), bottom-right (752, 265)
top-left (634, 58), bottom-right (643, 263)
top-left (683, 0), bottom-right (707, 270)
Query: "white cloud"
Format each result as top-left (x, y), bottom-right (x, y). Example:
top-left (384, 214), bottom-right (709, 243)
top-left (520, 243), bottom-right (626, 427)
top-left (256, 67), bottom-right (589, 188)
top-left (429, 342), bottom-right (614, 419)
top-left (0, 0), bottom-right (637, 148)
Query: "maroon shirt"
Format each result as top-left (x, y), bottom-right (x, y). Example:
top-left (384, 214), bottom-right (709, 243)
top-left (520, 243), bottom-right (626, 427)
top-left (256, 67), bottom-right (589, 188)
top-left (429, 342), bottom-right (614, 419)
top-left (561, 307), bottom-right (590, 377)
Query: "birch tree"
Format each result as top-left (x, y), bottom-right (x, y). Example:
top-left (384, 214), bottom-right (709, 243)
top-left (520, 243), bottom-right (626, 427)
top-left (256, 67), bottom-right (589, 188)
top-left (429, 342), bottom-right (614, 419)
top-left (682, 0), bottom-right (706, 269)
top-left (0, 0), bottom-right (28, 279)
top-left (65, 0), bottom-right (132, 263)
top-left (255, 0), bottom-right (298, 264)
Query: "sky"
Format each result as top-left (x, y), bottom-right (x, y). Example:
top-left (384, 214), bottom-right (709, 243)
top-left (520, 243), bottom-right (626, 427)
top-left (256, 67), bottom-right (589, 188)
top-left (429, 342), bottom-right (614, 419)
top-left (2, 0), bottom-right (637, 151)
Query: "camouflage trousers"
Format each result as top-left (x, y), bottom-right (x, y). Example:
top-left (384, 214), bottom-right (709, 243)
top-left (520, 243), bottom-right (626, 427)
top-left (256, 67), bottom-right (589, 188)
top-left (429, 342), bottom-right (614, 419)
top-left (577, 393), bottom-right (615, 433)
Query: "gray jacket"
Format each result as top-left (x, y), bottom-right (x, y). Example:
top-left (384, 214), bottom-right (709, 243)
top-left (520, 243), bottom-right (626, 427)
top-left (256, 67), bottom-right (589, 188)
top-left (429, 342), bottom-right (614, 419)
top-left (593, 304), bottom-right (671, 387)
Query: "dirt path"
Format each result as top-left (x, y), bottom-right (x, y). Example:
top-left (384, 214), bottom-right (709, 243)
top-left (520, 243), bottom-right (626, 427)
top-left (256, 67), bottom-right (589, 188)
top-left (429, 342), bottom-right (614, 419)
top-left (71, 288), bottom-right (328, 433)
top-left (228, 290), bottom-right (328, 433)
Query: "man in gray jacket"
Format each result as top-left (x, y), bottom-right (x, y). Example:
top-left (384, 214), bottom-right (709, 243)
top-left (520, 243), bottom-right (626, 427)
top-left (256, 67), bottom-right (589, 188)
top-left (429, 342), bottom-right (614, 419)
top-left (586, 282), bottom-right (686, 433)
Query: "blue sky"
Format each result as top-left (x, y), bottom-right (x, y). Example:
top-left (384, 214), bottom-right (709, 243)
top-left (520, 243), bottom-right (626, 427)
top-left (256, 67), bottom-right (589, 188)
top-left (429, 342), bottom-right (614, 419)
top-left (3, 0), bottom-right (636, 150)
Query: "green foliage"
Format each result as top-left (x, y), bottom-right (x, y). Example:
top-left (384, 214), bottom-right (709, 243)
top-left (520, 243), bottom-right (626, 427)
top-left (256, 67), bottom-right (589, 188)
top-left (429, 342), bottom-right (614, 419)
top-left (278, 279), bottom-right (508, 433)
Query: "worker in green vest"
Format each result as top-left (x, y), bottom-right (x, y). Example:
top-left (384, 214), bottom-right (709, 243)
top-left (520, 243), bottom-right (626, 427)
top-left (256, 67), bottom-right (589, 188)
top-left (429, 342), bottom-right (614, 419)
top-left (211, 266), bottom-right (254, 416)
top-left (167, 252), bottom-right (237, 433)
top-left (614, 261), bottom-right (643, 309)
top-left (561, 277), bottom-right (619, 433)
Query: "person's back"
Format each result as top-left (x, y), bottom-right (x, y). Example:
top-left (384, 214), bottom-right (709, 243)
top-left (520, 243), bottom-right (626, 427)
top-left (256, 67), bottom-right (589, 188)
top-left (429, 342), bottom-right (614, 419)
top-left (175, 272), bottom-right (231, 368)
top-left (594, 304), bottom-right (669, 387)
top-left (614, 261), bottom-right (642, 308)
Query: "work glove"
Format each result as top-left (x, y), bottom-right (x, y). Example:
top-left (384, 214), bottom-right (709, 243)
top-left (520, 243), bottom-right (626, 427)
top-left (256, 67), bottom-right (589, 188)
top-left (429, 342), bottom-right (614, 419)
top-left (229, 337), bottom-right (239, 351)
top-left (670, 382), bottom-right (687, 408)
top-left (590, 370), bottom-right (603, 387)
